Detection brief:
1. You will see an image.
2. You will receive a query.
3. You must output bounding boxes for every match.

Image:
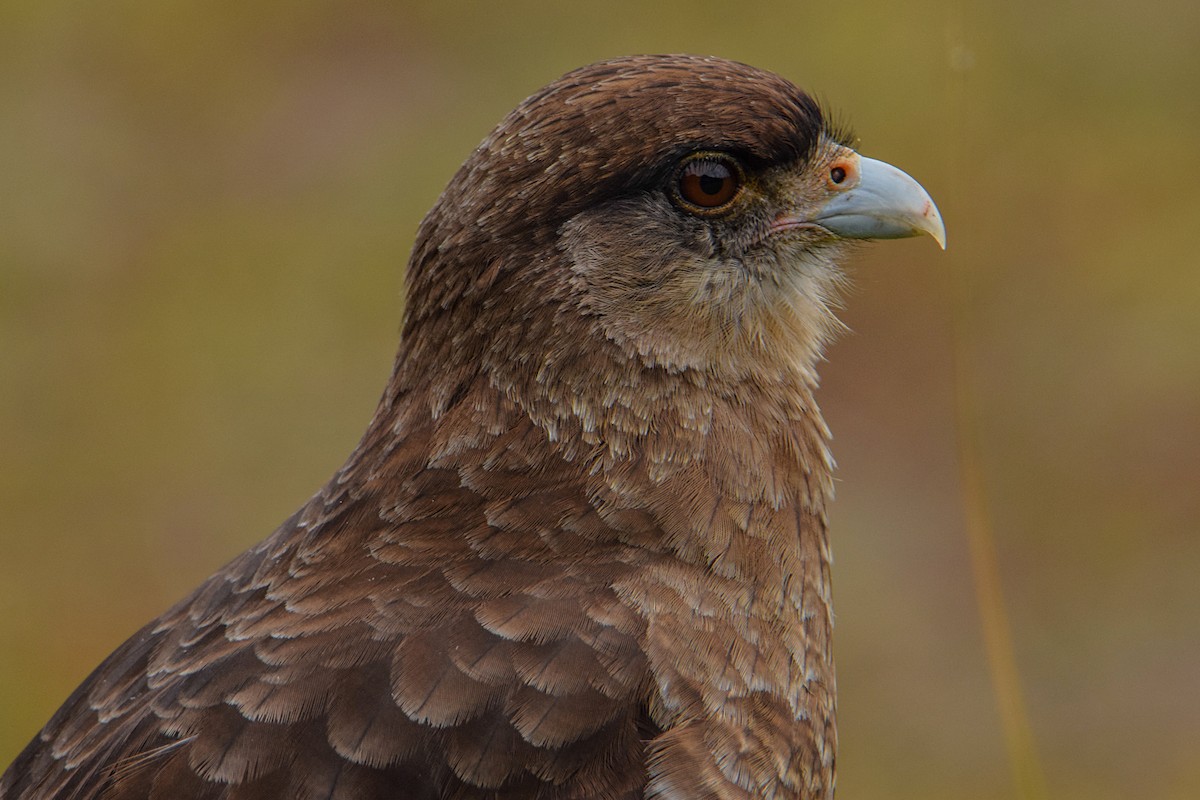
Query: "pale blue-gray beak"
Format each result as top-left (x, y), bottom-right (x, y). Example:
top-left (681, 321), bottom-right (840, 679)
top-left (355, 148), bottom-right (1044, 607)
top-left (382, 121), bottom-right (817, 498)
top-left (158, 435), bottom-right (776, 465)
top-left (812, 154), bottom-right (946, 249)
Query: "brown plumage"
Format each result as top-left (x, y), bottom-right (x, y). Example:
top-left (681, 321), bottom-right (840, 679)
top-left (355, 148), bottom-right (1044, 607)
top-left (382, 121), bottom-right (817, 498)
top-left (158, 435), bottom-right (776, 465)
top-left (2, 55), bottom-right (944, 800)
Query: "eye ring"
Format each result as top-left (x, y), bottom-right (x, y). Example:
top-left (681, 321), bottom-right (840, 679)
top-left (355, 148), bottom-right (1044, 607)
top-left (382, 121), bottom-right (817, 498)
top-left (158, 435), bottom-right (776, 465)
top-left (673, 152), bottom-right (744, 214)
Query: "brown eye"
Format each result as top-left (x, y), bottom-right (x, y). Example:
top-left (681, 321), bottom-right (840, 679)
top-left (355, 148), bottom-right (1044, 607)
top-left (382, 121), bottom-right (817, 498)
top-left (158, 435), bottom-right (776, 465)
top-left (675, 153), bottom-right (743, 212)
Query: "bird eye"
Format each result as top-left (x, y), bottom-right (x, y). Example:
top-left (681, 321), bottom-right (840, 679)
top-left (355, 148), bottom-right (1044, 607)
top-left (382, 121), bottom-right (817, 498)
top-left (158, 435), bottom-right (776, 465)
top-left (674, 153), bottom-right (743, 213)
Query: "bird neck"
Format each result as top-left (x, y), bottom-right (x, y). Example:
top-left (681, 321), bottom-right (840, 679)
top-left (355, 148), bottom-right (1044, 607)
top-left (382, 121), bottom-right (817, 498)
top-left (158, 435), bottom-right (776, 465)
top-left (606, 364), bottom-right (837, 800)
top-left (358, 312), bottom-right (840, 798)
top-left (489, 335), bottom-right (840, 798)
top-left (368, 305), bottom-right (837, 602)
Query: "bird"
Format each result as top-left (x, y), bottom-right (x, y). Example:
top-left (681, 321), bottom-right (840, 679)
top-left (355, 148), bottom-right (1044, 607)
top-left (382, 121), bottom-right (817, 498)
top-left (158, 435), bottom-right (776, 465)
top-left (2, 54), bottom-right (944, 800)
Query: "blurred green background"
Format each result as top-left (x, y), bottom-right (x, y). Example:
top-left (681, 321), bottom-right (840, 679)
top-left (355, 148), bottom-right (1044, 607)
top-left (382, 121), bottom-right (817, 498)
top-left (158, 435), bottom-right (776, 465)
top-left (2, 1), bottom-right (1198, 797)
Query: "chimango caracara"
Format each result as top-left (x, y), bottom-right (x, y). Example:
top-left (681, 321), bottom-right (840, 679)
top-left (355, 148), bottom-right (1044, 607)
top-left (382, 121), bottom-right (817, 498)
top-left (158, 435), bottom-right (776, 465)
top-left (2, 55), bottom-right (945, 800)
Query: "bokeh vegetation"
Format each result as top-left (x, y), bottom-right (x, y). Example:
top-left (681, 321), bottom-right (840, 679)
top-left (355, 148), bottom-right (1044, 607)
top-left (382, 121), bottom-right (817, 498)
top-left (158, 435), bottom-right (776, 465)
top-left (2, 2), bottom-right (1197, 797)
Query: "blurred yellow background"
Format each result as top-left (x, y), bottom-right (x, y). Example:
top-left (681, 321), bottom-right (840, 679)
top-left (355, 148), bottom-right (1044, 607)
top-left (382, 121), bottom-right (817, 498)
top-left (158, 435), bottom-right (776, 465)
top-left (2, 2), bottom-right (1197, 797)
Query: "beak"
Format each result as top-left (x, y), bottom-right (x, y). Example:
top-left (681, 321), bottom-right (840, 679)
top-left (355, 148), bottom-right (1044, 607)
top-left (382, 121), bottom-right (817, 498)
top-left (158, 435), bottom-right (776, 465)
top-left (810, 153), bottom-right (946, 249)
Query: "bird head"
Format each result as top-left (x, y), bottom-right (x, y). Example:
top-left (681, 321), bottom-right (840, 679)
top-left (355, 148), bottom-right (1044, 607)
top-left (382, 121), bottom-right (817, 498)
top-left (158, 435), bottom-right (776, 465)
top-left (402, 55), bottom-right (944, 395)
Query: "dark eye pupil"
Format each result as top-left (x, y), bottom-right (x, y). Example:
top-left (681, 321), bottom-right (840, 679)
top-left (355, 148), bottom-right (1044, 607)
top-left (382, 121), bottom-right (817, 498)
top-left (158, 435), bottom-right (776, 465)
top-left (830, 166), bottom-right (846, 184)
top-left (699, 174), bottom-right (726, 195)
